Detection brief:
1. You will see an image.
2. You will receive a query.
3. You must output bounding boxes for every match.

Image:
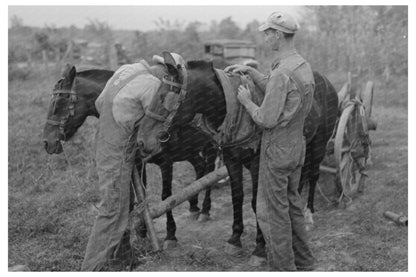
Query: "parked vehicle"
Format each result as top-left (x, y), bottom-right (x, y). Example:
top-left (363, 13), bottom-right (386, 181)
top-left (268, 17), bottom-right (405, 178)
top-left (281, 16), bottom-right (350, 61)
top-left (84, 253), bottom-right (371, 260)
top-left (204, 39), bottom-right (259, 69)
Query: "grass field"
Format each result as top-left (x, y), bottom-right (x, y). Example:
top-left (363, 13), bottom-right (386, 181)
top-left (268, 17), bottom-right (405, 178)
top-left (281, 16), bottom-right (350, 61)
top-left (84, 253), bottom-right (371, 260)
top-left (8, 66), bottom-right (408, 271)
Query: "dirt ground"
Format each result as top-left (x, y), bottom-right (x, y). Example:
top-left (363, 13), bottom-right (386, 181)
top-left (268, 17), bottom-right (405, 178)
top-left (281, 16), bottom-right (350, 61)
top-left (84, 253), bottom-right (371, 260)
top-left (131, 104), bottom-right (408, 271)
top-left (8, 72), bottom-right (408, 271)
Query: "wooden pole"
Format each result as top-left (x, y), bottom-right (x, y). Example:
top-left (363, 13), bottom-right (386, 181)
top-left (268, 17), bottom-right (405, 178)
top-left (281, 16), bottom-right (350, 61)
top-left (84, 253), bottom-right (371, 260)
top-left (319, 165), bottom-right (337, 175)
top-left (337, 82), bottom-right (349, 109)
top-left (132, 167), bottom-right (161, 252)
top-left (133, 166), bottom-right (228, 224)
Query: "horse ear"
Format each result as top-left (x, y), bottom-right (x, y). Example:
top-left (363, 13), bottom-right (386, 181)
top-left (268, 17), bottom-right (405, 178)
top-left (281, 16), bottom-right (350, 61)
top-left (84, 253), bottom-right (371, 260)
top-left (162, 51), bottom-right (179, 77)
top-left (61, 64), bottom-right (76, 88)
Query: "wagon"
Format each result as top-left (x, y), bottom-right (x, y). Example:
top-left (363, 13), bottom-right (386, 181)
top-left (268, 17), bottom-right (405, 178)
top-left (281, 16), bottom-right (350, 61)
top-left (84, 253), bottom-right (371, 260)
top-left (203, 39), bottom-right (259, 69)
top-left (321, 73), bottom-right (376, 205)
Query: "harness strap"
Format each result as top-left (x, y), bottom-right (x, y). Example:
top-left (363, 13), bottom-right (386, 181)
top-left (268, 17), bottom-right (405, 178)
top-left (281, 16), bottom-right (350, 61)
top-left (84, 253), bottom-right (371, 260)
top-left (145, 110), bottom-right (168, 123)
top-left (46, 77), bottom-right (78, 141)
top-left (46, 119), bottom-right (65, 126)
top-left (52, 91), bottom-right (77, 95)
top-left (162, 66), bottom-right (188, 130)
top-left (192, 70), bottom-right (261, 150)
top-left (162, 78), bottom-right (183, 89)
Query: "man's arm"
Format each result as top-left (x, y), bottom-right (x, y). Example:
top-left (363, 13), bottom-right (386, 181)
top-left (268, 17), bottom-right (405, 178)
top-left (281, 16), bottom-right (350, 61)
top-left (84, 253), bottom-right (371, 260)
top-left (224, 64), bottom-right (268, 95)
top-left (238, 73), bottom-right (289, 129)
top-left (246, 67), bottom-right (268, 94)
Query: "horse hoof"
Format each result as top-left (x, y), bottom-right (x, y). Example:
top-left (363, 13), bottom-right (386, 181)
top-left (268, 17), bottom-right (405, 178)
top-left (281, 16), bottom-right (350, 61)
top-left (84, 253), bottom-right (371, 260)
top-left (198, 213), bottom-right (211, 222)
top-left (188, 211), bottom-right (200, 220)
top-left (248, 255), bottom-right (267, 267)
top-left (224, 243), bottom-right (244, 256)
top-left (163, 240), bottom-right (178, 250)
top-left (304, 208), bottom-right (314, 231)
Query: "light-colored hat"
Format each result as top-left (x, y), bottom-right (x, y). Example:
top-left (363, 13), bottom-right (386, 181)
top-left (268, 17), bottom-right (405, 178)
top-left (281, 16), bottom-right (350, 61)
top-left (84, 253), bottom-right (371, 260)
top-left (152, 52), bottom-right (186, 67)
top-left (258, 11), bottom-right (299, 33)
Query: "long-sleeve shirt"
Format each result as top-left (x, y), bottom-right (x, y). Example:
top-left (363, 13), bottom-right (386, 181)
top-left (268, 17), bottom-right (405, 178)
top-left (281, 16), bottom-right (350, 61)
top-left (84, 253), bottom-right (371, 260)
top-left (242, 51), bottom-right (314, 130)
top-left (95, 61), bottom-right (161, 133)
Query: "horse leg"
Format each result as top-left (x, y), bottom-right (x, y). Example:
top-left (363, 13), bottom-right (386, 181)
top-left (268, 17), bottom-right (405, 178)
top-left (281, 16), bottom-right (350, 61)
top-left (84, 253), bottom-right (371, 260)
top-left (246, 152), bottom-right (267, 263)
top-left (188, 155), bottom-right (207, 220)
top-left (297, 142), bottom-right (316, 231)
top-left (304, 171), bottom-right (318, 231)
top-left (160, 161), bottom-right (178, 249)
top-left (187, 178), bottom-right (200, 218)
top-left (199, 146), bottom-right (217, 222)
top-left (223, 150), bottom-right (245, 256)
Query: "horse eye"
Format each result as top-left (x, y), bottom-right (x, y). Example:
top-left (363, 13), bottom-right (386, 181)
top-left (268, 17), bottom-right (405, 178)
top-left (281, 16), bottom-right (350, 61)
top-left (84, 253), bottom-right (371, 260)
top-left (158, 131), bottom-right (170, 143)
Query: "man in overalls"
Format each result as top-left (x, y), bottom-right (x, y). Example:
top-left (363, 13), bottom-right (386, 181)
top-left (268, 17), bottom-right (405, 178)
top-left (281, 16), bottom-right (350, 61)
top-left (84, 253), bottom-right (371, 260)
top-left (225, 11), bottom-right (315, 271)
top-left (81, 53), bottom-right (185, 271)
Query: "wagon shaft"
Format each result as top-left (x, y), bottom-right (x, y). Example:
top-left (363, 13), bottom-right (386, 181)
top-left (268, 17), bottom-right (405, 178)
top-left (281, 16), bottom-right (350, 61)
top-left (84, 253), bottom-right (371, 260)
top-left (131, 166), bottom-right (228, 225)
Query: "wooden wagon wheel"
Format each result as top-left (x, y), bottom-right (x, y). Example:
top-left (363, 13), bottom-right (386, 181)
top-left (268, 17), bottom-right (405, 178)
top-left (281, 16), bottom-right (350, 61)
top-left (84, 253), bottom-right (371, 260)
top-left (334, 100), bottom-right (370, 205)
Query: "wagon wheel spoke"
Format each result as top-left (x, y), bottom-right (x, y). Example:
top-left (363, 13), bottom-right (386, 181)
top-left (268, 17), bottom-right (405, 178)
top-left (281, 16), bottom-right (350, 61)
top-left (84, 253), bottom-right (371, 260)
top-left (334, 104), bottom-right (368, 202)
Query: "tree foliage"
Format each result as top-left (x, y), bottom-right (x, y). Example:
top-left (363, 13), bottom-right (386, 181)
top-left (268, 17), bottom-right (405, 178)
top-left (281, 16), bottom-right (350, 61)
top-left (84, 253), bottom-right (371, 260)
top-left (9, 6), bottom-right (407, 81)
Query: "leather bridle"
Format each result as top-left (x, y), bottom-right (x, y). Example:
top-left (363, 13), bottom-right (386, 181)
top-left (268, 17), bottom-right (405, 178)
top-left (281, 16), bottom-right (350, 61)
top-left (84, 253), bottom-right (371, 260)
top-left (46, 80), bottom-right (78, 141)
top-left (145, 65), bottom-right (188, 143)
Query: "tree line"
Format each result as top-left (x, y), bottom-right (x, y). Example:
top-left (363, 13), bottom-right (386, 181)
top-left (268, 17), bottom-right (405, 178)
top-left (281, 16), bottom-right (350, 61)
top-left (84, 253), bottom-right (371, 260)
top-left (9, 6), bottom-right (407, 82)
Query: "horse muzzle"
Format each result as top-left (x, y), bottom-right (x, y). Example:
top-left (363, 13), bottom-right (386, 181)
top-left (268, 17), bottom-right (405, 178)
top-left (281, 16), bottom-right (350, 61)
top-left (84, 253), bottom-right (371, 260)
top-left (43, 139), bottom-right (63, 154)
top-left (136, 139), bottom-right (160, 160)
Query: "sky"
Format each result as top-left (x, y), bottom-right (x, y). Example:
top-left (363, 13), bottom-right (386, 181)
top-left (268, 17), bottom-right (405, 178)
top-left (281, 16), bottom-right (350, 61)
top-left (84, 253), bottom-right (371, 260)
top-left (8, 5), bottom-right (305, 31)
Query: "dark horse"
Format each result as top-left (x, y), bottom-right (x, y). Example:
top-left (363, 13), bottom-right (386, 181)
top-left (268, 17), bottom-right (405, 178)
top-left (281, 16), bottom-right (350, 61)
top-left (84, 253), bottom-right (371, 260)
top-left (136, 53), bottom-right (338, 259)
top-left (42, 64), bottom-right (218, 248)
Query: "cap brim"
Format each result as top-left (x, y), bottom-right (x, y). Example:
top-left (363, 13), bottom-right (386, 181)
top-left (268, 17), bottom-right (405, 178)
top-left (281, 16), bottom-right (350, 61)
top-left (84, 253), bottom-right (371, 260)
top-left (258, 23), bottom-right (272, 32)
top-left (152, 55), bottom-right (165, 64)
top-left (258, 23), bottom-right (297, 33)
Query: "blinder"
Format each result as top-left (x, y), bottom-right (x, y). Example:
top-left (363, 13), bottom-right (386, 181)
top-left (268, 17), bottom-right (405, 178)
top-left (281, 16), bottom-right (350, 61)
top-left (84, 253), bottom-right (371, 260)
top-left (46, 79), bottom-right (78, 141)
top-left (145, 65), bottom-right (188, 143)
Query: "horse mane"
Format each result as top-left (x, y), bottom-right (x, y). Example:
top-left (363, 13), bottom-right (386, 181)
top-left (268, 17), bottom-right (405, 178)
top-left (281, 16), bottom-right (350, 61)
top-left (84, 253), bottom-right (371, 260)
top-left (77, 69), bottom-right (114, 84)
top-left (187, 60), bottom-right (214, 71)
top-left (74, 69), bottom-right (114, 94)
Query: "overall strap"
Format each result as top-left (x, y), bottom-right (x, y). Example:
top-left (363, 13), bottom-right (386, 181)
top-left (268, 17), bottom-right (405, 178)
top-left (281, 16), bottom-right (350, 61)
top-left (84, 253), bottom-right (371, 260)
top-left (278, 66), bottom-right (319, 116)
top-left (278, 67), bottom-right (306, 98)
top-left (109, 60), bottom-right (154, 93)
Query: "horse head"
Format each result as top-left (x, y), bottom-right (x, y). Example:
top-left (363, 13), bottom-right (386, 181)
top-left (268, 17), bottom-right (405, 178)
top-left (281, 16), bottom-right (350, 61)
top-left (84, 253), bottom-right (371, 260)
top-left (136, 55), bottom-right (225, 158)
top-left (43, 64), bottom-right (103, 154)
top-left (42, 64), bottom-right (79, 154)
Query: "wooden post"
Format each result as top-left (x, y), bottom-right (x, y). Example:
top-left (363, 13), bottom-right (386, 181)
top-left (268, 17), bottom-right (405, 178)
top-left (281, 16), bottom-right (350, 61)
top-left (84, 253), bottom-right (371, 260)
top-left (337, 82), bottom-right (349, 109)
top-left (132, 167), bottom-right (161, 252)
top-left (133, 166), bottom-right (228, 225)
top-left (61, 41), bottom-right (73, 64)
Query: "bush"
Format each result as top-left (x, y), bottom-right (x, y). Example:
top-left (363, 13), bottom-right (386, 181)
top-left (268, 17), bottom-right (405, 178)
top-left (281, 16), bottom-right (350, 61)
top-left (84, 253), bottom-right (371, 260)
top-left (8, 64), bottom-right (32, 82)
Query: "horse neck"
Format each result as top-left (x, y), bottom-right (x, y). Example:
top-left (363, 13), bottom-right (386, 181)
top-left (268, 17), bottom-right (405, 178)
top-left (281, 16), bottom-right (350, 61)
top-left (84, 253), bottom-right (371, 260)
top-left (75, 76), bottom-right (103, 118)
top-left (63, 80), bottom-right (100, 141)
top-left (191, 70), bottom-right (226, 130)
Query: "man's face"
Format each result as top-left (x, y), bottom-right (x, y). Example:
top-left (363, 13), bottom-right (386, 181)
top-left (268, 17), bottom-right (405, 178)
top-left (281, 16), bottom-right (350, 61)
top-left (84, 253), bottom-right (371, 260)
top-left (264, 28), bottom-right (280, 51)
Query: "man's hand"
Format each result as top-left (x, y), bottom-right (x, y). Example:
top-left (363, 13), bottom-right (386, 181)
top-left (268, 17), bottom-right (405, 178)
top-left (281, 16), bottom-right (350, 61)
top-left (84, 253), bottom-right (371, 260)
top-left (224, 64), bottom-right (251, 74)
top-left (237, 84), bottom-right (252, 105)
